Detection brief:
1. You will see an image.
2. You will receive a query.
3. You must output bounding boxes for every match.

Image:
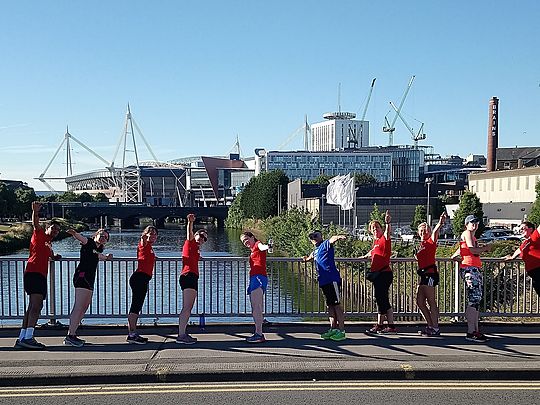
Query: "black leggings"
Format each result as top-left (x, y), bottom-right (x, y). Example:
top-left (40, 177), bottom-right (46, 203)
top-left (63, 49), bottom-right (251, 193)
top-left (129, 272), bottom-right (151, 314)
top-left (373, 271), bottom-right (393, 314)
top-left (529, 268), bottom-right (540, 297)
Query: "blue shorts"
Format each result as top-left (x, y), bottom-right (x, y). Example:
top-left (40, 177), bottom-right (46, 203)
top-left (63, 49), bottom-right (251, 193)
top-left (247, 275), bottom-right (268, 295)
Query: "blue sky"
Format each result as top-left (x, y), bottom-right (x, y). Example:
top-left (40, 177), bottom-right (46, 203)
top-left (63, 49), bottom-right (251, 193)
top-left (1, 0), bottom-right (539, 190)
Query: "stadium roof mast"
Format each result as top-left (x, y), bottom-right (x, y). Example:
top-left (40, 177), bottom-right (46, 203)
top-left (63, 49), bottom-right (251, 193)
top-left (36, 126), bottom-right (110, 192)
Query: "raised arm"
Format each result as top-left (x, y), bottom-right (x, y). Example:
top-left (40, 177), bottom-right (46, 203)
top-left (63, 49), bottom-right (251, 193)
top-left (186, 213), bottom-right (195, 241)
top-left (431, 212), bottom-right (448, 243)
top-left (31, 201), bottom-right (43, 231)
top-left (329, 234), bottom-right (347, 245)
top-left (67, 229), bottom-right (88, 245)
top-left (383, 210), bottom-right (391, 240)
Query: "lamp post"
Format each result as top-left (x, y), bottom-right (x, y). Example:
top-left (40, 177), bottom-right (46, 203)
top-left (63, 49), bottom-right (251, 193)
top-left (425, 177), bottom-right (433, 225)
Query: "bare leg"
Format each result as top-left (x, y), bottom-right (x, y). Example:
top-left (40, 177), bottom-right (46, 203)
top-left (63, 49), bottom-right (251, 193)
top-left (416, 286), bottom-right (433, 327)
top-left (178, 288), bottom-right (197, 336)
top-left (24, 294), bottom-right (44, 329)
top-left (424, 286), bottom-right (439, 328)
top-left (331, 304), bottom-right (345, 331)
top-left (68, 288), bottom-right (93, 336)
top-left (250, 288), bottom-right (264, 335)
top-left (128, 313), bottom-right (139, 334)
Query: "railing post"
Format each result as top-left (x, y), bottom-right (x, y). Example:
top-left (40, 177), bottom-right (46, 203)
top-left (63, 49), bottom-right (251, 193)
top-left (453, 260), bottom-right (460, 322)
top-left (48, 260), bottom-right (57, 326)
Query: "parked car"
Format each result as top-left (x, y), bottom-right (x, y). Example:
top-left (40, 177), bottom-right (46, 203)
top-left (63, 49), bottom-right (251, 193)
top-left (479, 229), bottom-right (522, 242)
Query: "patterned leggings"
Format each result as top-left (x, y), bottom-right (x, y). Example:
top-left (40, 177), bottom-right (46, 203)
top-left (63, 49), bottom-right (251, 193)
top-left (460, 266), bottom-right (483, 309)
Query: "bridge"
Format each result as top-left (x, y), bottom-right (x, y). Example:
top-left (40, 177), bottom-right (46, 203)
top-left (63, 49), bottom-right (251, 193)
top-left (44, 202), bottom-right (229, 227)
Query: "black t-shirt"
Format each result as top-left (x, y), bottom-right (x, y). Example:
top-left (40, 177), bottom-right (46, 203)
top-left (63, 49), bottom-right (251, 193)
top-left (75, 238), bottom-right (103, 280)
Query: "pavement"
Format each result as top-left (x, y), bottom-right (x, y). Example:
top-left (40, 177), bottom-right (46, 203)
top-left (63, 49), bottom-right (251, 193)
top-left (0, 322), bottom-right (539, 386)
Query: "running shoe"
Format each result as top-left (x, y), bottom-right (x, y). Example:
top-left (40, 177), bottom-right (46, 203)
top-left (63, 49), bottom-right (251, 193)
top-left (428, 327), bottom-right (441, 336)
top-left (127, 334), bottom-right (148, 345)
top-left (365, 324), bottom-right (384, 334)
top-left (329, 330), bottom-right (346, 341)
top-left (19, 337), bottom-right (46, 350)
top-left (176, 334), bottom-right (197, 345)
top-left (320, 328), bottom-right (339, 340)
top-left (246, 333), bottom-right (266, 343)
top-left (63, 335), bottom-right (85, 347)
top-left (13, 339), bottom-right (24, 349)
top-left (465, 331), bottom-right (489, 343)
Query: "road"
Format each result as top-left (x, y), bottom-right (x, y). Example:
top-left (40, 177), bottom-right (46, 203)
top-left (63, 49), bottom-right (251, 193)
top-left (0, 381), bottom-right (538, 405)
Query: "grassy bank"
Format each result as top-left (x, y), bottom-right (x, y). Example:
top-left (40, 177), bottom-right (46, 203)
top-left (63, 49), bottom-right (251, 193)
top-left (0, 219), bottom-right (88, 255)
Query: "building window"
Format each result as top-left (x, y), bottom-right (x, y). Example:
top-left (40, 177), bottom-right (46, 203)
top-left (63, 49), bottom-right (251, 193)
top-left (499, 178), bottom-right (502, 191)
top-left (490, 179), bottom-right (494, 192)
top-left (504, 162), bottom-right (511, 169)
top-left (507, 178), bottom-right (511, 191)
top-left (525, 176), bottom-right (530, 190)
top-left (516, 177), bottom-right (520, 190)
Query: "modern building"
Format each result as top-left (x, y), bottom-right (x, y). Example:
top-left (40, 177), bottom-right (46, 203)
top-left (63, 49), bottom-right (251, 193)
top-left (310, 111), bottom-right (369, 151)
top-left (469, 166), bottom-right (540, 226)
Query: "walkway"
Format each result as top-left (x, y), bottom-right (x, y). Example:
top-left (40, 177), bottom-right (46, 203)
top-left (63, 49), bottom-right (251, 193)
top-left (0, 323), bottom-right (539, 386)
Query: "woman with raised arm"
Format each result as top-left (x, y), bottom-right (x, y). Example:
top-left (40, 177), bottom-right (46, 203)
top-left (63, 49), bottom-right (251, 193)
top-left (450, 215), bottom-right (491, 343)
top-left (503, 221), bottom-right (540, 298)
top-left (64, 229), bottom-right (112, 347)
top-left (363, 210), bottom-right (396, 334)
top-left (415, 212), bottom-right (447, 337)
top-left (127, 225), bottom-right (158, 344)
top-left (240, 231), bottom-right (270, 343)
top-left (176, 214), bottom-right (207, 345)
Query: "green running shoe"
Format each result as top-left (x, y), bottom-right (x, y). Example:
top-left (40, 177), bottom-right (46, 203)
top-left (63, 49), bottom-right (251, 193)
top-left (329, 330), bottom-right (346, 341)
top-left (320, 328), bottom-right (339, 340)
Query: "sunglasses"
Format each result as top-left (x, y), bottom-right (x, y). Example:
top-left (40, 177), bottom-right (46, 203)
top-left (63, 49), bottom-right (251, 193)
top-left (199, 233), bottom-right (208, 242)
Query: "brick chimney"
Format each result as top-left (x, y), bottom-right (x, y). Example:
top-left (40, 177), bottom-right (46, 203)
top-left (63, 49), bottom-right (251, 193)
top-left (487, 97), bottom-right (499, 171)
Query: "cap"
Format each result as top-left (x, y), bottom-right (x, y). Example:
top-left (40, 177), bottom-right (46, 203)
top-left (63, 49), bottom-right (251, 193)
top-left (308, 230), bottom-right (322, 240)
top-left (464, 215), bottom-right (480, 225)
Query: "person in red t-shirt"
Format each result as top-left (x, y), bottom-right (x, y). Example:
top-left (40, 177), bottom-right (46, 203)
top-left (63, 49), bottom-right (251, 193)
top-left (362, 210), bottom-right (396, 334)
top-left (240, 231), bottom-right (270, 343)
top-left (504, 221), bottom-right (540, 297)
top-left (414, 212), bottom-right (447, 337)
top-left (16, 201), bottom-right (61, 350)
top-left (127, 225), bottom-right (158, 344)
top-left (177, 214), bottom-right (207, 345)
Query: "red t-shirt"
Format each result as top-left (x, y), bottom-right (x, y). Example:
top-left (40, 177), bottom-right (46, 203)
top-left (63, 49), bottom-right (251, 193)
top-left (181, 239), bottom-right (200, 276)
top-left (520, 228), bottom-right (540, 273)
top-left (24, 227), bottom-right (53, 277)
top-left (136, 240), bottom-right (156, 277)
top-left (459, 240), bottom-right (482, 268)
top-left (370, 235), bottom-right (392, 272)
top-left (415, 237), bottom-right (437, 272)
top-left (249, 241), bottom-right (267, 277)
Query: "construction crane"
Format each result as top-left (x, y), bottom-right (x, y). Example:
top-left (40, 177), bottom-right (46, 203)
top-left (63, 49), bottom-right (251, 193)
top-left (383, 75), bottom-right (415, 146)
top-left (389, 101), bottom-right (426, 149)
top-left (348, 78), bottom-right (376, 149)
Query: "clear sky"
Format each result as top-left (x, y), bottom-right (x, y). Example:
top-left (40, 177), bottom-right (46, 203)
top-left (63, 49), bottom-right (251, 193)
top-left (1, 0), bottom-right (539, 190)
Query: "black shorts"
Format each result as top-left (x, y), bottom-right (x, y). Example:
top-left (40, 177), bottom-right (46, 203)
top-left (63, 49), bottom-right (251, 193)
top-left (24, 272), bottom-right (47, 298)
top-left (320, 281), bottom-right (342, 306)
top-left (419, 273), bottom-right (440, 287)
top-left (73, 271), bottom-right (95, 291)
top-left (179, 272), bottom-right (199, 291)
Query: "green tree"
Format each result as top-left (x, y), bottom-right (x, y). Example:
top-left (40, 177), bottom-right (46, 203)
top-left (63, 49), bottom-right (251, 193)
top-left (304, 173), bottom-right (333, 186)
top-left (78, 192), bottom-right (93, 203)
top-left (452, 191), bottom-right (485, 237)
top-left (353, 172), bottom-right (377, 185)
top-left (370, 203), bottom-right (384, 223)
top-left (239, 170), bottom-right (289, 220)
top-left (526, 180), bottom-right (540, 225)
top-left (224, 192), bottom-right (245, 228)
top-left (411, 205), bottom-right (427, 230)
top-left (57, 191), bottom-right (80, 202)
top-left (14, 188), bottom-right (37, 219)
top-left (0, 183), bottom-right (17, 217)
top-left (94, 193), bottom-right (109, 202)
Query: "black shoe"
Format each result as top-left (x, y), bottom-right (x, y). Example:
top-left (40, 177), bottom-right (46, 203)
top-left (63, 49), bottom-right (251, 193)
top-left (127, 334), bottom-right (148, 345)
top-left (19, 337), bottom-right (46, 350)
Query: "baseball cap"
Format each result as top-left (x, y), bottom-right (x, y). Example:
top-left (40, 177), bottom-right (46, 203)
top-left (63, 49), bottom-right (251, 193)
top-left (464, 215), bottom-right (480, 225)
top-left (308, 230), bottom-right (322, 240)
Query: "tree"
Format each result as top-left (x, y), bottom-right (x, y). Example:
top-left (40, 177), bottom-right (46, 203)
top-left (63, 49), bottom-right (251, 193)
top-left (14, 188), bottom-right (37, 219)
top-left (57, 191), bottom-right (81, 202)
top-left (528, 180), bottom-right (540, 225)
top-left (411, 205), bottom-right (427, 230)
top-left (229, 170), bottom-right (289, 221)
top-left (94, 193), bottom-right (109, 202)
top-left (369, 203), bottom-right (384, 224)
top-left (304, 174), bottom-right (333, 186)
top-left (452, 191), bottom-right (485, 238)
top-left (78, 192), bottom-right (93, 203)
top-left (353, 172), bottom-right (377, 185)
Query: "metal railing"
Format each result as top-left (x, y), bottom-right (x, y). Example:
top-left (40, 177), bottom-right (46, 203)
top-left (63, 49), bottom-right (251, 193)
top-left (1, 257), bottom-right (538, 323)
